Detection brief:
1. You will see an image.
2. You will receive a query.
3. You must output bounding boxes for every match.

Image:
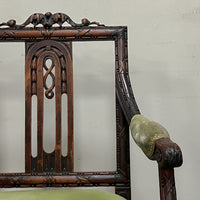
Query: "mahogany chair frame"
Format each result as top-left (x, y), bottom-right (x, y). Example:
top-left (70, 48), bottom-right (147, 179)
top-left (0, 13), bottom-right (182, 200)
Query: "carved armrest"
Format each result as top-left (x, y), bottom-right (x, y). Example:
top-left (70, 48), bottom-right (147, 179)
top-left (130, 114), bottom-right (183, 169)
top-left (114, 32), bottom-right (182, 198)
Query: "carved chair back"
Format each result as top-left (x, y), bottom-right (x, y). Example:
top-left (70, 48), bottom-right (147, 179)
top-left (25, 40), bottom-right (73, 173)
top-left (0, 13), bottom-right (140, 200)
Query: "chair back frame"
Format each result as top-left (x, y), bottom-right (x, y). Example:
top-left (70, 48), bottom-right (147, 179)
top-left (0, 13), bottom-right (141, 200)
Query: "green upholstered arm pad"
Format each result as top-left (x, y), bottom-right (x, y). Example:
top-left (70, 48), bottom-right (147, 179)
top-left (130, 114), bottom-right (170, 158)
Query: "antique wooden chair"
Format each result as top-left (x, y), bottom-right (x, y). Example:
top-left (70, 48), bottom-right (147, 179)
top-left (0, 13), bottom-right (182, 200)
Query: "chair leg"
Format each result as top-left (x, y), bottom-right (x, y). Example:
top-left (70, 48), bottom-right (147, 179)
top-left (115, 186), bottom-right (131, 200)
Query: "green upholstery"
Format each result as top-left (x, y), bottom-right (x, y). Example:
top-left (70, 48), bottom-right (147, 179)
top-left (0, 189), bottom-right (125, 200)
top-left (130, 114), bottom-right (170, 158)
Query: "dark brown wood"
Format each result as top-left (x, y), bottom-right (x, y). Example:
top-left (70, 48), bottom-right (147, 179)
top-left (0, 172), bottom-right (128, 187)
top-left (151, 138), bottom-right (182, 200)
top-left (153, 138), bottom-right (183, 169)
top-left (25, 44), bottom-right (32, 173)
top-left (116, 187), bottom-right (131, 200)
top-left (0, 12), bottom-right (104, 29)
top-left (66, 42), bottom-right (74, 172)
top-left (37, 53), bottom-right (44, 172)
top-left (113, 27), bottom-right (182, 200)
top-left (0, 13), bottom-right (183, 200)
top-left (54, 52), bottom-right (62, 172)
top-left (115, 29), bottom-right (140, 123)
top-left (158, 168), bottom-right (176, 200)
top-left (0, 27), bottom-right (122, 42)
top-left (24, 40), bottom-right (74, 173)
top-left (31, 152), bottom-right (68, 173)
top-left (114, 29), bottom-right (139, 200)
top-left (43, 151), bottom-right (55, 172)
top-left (115, 98), bottom-right (131, 200)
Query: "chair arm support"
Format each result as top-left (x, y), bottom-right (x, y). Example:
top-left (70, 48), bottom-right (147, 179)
top-left (130, 114), bottom-right (183, 169)
top-left (115, 64), bottom-right (182, 199)
top-left (115, 71), bottom-right (183, 168)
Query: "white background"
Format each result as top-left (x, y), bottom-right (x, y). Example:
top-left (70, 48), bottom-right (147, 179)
top-left (0, 0), bottom-right (199, 199)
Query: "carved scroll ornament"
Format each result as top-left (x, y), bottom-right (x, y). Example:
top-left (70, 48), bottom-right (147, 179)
top-left (43, 57), bottom-right (55, 99)
top-left (0, 12), bottom-right (104, 29)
